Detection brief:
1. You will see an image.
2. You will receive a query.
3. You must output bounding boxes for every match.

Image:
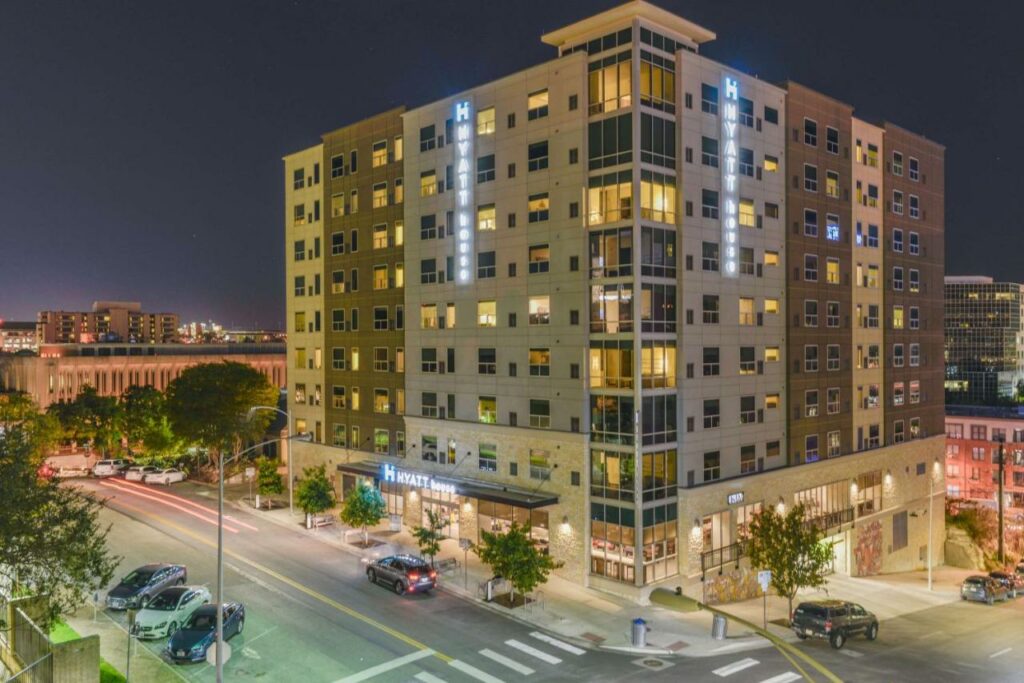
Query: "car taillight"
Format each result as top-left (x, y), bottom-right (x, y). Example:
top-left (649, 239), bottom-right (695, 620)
top-left (408, 573), bottom-right (420, 582)
top-left (824, 619), bottom-right (832, 632)
top-left (429, 570), bottom-right (437, 579)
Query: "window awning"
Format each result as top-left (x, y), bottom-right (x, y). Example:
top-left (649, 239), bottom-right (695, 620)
top-left (337, 461), bottom-right (558, 509)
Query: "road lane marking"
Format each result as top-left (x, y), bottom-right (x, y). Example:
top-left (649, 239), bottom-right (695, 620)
top-left (449, 659), bottom-right (506, 683)
top-left (838, 648), bottom-right (863, 658)
top-left (713, 658), bottom-right (760, 676)
top-left (505, 639), bottom-right (561, 665)
top-left (115, 478), bottom-right (260, 531)
top-left (333, 648), bottom-right (435, 682)
top-left (99, 480), bottom-right (240, 533)
top-left (989, 647), bottom-right (1012, 658)
top-left (759, 674), bottom-right (802, 683)
top-left (528, 631), bottom-right (585, 655)
top-left (107, 498), bottom-right (451, 663)
top-left (479, 649), bottom-right (534, 675)
top-left (415, 673), bottom-right (448, 683)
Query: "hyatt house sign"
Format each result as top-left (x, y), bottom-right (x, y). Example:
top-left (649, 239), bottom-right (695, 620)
top-left (381, 463), bottom-right (456, 495)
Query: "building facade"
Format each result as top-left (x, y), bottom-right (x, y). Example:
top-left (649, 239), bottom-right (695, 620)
top-left (37, 301), bottom-right (178, 344)
top-left (944, 276), bottom-right (1024, 405)
top-left (0, 343), bottom-right (285, 411)
top-left (945, 407), bottom-right (1024, 516)
top-left (284, 1), bottom-right (946, 601)
top-left (0, 321), bottom-right (37, 354)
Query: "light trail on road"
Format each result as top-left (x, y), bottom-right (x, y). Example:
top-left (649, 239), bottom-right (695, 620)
top-left (112, 477), bottom-right (260, 531)
top-left (98, 479), bottom-right (241, 533)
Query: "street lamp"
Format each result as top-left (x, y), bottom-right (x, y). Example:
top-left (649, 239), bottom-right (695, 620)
top-left (246, 405), bottom-right (296, 516)
top-left (214, 431), bottom-right (310, 682)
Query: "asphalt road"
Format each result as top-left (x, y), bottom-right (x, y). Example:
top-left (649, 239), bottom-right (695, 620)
top-left (72, 477), bottom-right (1023, 682)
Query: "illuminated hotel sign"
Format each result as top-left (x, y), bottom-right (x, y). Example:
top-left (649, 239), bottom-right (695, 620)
top-left (721, 76), bottom-right (739, 277)
top-left (381, 463), bottom-right (456, 495)
top-left (454, 99), bottom-right (474, 284)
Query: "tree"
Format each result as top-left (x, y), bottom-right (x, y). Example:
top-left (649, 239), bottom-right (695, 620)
top-left (1, 392), bottom-right (61, 454)
top-left (256, 456), bottom-right (284, 508)
top-left (164, 362), bottom-right (279, 474)
top-left (121, 385), bottom-right (182, 459)
top-left (475, 522), bottom-right (560, 606)
top-left (0, 405), bottom-right (118, 628)
top-left (295, 464), bottom-right (335, 519)
top-left (411, 509), bottom-right (445, 566)
top-left (48, 386), bottom-right (123, 455)
top-left (746, 503), bottom-right (834, 622)
top-left (339, 483), bottom-right (387, 546)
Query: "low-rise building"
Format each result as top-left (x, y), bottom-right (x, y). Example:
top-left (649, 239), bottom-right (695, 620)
top-left (945, 406), bottom-right (1024, 516)
top-left (37, 301), bottom-right (179, 344)
top-left (0, 321), bottom-right (38, 354)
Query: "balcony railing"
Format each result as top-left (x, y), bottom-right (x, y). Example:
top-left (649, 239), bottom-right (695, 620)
top-left (802, 507), bottom-right (855, 535)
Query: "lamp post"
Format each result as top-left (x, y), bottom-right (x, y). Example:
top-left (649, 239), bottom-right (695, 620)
top-left (247, 405), bottom-right (295, 516)
top-left (214, 431), bottom-right (310, 682)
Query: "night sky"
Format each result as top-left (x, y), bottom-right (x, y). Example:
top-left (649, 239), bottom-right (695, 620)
top-left (0, 0), bottom-right (1017, 327)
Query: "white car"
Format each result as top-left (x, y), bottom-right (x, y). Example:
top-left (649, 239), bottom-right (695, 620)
top-left (93, 459), bottom-right (130, 477)
top-left (125, 465), bottom-right (159, 481)
top-left (144, 468), bottom-right (186, 485)
top-left (131, 585), bottom-right (211, 640)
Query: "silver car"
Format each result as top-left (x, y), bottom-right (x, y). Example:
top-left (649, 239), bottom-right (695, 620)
top-left (366, 555), bottom-right (437, 595)
top-left (961, 575), bottom-right (1010, 605)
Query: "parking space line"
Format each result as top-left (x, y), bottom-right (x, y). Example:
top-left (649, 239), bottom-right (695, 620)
top-left (333, 648), bottom-right (435, 682)
top-left (479, 649), bottom-right (534, 675)
top-left (838, 648), bottom-right (863, 658)
top-left (505, 639), bottom-right (561, 665)
top-left (528, 631), bottom-right (585, 655)
top-left (449, 659), bottom-right (506, 683)
top-left (713, 658), bottom-right (760, 676)
top-left (759, 673), bottom-right (802, 683)
top-left (989, 647), bottom-right (1012, 658)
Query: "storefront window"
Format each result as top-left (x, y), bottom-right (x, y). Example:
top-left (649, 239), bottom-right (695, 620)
top-left (795, 480), bottom-right (851, 523)
top-left (642, 504), bottom-right (678, 583)
top-left (855, 471), bottom-right (882, 516)
top-left (477, 502), bottom-right (549, 553)
top-left (590, 503), bottom-right (636, 583)
top-left (736, 501), bottom-right (763, 540)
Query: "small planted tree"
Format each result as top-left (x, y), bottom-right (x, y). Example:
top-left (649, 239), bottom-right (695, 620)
top-left (475, 522), bottom-right (559, 607)
top-left (746, 503), bottom-right (834, 622)
top-left (412, 509), bottom-right (445, 566)
top-left (295, 464), bottom-right (335, 526)
top-left (339, 482), bottom-right (387, 546)
top-left (256, 456), bottom-right (284, 508)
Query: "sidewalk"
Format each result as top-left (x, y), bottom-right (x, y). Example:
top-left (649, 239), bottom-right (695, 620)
top-left (65, 604), bottom-right (183, 683)
top-left (229, 490), bottom-right (774, 658)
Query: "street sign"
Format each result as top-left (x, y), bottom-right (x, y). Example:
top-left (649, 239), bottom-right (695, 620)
top-left (245, 467), bottom-right (256, 480)
top-left (458, 538), bottom-right (471, 551)
top-left (757, 570), bottom-right (771, 592)
top-left (207, 641), bottom-right (232, 666)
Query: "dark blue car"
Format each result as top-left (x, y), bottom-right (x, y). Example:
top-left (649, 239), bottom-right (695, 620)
top-left (166, 602), bottom-right (245, 663)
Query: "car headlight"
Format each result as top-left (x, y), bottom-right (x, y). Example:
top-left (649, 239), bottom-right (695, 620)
top-left (190, 643), bottom-right (206, 653)
top-left (156, 621), bottom-right (167, 629)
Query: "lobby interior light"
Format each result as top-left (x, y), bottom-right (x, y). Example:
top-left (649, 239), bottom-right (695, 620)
top-left (885, 469), bottom-right (893, 485)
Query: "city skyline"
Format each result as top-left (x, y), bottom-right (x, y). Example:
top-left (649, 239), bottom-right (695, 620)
top-left (0, 0), bottom-right (1013, 325)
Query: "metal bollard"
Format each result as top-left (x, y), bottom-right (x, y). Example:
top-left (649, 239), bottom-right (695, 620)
top-left (631, 618), bottom-right (648, 647)
top-left (712, 614), bottom-right (728, 640)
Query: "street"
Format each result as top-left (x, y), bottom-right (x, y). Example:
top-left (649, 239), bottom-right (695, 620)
top-left (75, 478), bottom-right (1024, 682)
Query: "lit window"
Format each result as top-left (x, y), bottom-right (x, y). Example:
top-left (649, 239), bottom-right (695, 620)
top-left (373, 265), bottom-right (388, 290)
top-left (764, 251), bottom-right (779, 266)
top-left (763, 155), bottom-right (779, 172)
top-left (372, 182), bottom-right (387, 208)
top-left (393, 135), bottom-right (403, 161)
top-left (420, 171), bottom-right (436, 197)
top-left (826, 170), bottom-right (839, 198)
top-left (477, 300), bottom-right (496, 327)
top-left (373, 224), bottom-right (388, 249)
top-left (372, 140), bottom-right (387, 168)
top-left (826, 258), bottom-right (840, 284)
top-left (739, 199), bottom-right (755, 228)
top-left (476, 107), bottom-right (495, 135)
top-left (764, 298), bottom-right (779, 314)
top-left (739, 297), bottom-right (754, 326)
top-left (765, 347), bottom-right (780, 362)
top-left (478, 397), bottom-right (497, 424)
top-left (893, 305), bottom-right (904, 329)
top-left (529, 244), bottom-right (550, 274)
top-left (528, 193), bottom-right (549, 223)
top-left (420, 304), bottom-right (438, 329)
top-left (527, 89), bottom-right (549, 120)
top-left (477, 204), bottom-right (496, 231)
top-left (529, 296), bottom-right (550, 325)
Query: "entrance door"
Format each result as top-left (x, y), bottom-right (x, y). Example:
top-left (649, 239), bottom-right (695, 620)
top-left (423, 499), bottom-right (460, 540)
top-left (829, 533), bottom-right (849, 575)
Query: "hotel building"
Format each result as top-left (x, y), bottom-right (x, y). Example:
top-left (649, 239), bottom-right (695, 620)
top-left (285, 1), bottom-right (946, 601)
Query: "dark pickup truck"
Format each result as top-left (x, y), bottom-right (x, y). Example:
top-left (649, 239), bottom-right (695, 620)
top-left (791, 599), bottom-right (879, 649)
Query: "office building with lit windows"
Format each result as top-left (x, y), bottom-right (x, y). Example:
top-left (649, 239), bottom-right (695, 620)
top-left (285, 1), bottom-right (946, 601)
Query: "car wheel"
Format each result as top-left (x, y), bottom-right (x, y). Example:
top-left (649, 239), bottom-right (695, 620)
top-left (393, 580), bottom-right (405, 595)
top-left (167, 621), bottom-right (177, 635)
top-left (236, 618), bottom-right (244, 635)
top-left (177, 578), bottom-right (185, 586)
top-left (367, 569), bottom-right (376, 584)
top-left (830, 631), bottom-right (846, 649)
top-left (866, 623), bottom-right (878, 641)
top-left (796, 632), bottom-right (808, 640)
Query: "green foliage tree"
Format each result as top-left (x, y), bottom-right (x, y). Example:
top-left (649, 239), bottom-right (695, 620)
top-left (164, 362), bottom-right (278, 474)
top-left (475, 522), bottom-right (559, 606)
top-left (0, 402), bottom-right (119, 628)
top-left (2, 392), bottom-right (61, 454)
top-left (121, 385), bottom-right (182, 460)
top-left (746, 503), bottom-right (834, 622)
top-left (48, 386), bottom-right (123, 455)
top-left (339, 482), bottom-right (387, 546)
top-left (411, 509), bottom-right (445, 566)
top-left (295, 464), bottom-right (335, 518)
top-left (256, 456), bottom-right (284, 508)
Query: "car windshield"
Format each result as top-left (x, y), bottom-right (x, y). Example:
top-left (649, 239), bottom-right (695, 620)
top-left (146, 592), bottom-right (179, 610)
top-left (121, 570), bottom-right (154, 588)
top-left (965, 578), bottom-right (985, 585)
top-left (186, 613), bottom-right (215, 630)
top-left (794, 605), bottom-right (826, 617)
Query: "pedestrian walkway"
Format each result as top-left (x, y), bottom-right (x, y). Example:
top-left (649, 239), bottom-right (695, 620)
top-left (65, 604), bottom-right (184, 683)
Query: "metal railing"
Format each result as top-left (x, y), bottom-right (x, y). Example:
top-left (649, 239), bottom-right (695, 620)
top-left (803, 507), bottom-right (855, 535)
top-left (3, 606), bottom-right (53, 683)
top-left (701, 541), bottom-right (746, 574)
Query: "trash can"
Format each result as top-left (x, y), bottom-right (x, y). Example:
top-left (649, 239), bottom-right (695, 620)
top-left (712, 614), bottom-right (728, 640)
top-left (484, 579), bottom-right (494, 602)
top-left (631, 618), bottom-right (648, 647)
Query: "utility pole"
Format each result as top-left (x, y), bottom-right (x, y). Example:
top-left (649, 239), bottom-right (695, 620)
top-left (997, 440), bottom-right (1005, 564)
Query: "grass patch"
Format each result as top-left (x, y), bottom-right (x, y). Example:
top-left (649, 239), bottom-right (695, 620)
top-left (50, 621), bottom-right (127, 683)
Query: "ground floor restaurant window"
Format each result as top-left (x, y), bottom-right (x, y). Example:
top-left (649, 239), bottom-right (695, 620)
top-left (642, 504), bottom-right (678, 583)
top-left (590, 503), bottom-right (636, 583)
top-left (380, 480), bottom-right (404, 516)
top-left (477, 501), bottom-right (549, 554)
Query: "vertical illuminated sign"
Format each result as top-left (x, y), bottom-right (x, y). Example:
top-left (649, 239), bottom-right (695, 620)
top-left (454, 100), bottom-right (474, 284)
top-left (721, 76), bottom-right (739, 277)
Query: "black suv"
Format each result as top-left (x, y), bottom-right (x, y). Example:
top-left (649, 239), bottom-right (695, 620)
top-left (791, 600), bottom-right (878, 649)
top-left (366, 555), bottom-right (437, 595)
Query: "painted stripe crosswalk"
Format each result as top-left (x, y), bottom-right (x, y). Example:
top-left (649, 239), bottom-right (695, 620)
top-left (448, 659), bottom-right (506, 683)
top-left (528, 631), bottom-right (585, 655)
top-left (479, 649), bottom-right (535, 675)
top-left (333, 648), bottom-right (434, 682)
top-left (505, 639), bottom-right (562, 665)
top-left (759, 673), bottom-right (802, 683)
top-left (713, 658), bottom-right (760, 677)
top-left (414, 672), bottom-right (448, 683)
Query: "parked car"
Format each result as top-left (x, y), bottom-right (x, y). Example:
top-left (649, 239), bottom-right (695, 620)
top-left (790, 600), bottom-right (878, 649)
top-left (132, 586), bottom-right (211, 640)
top-left (144, 468), bottom-right (186, 485)
top-left (105, 563), bottom-right (188, 610)
top-left (961, 575), bottom-right (1010, 604)
top-left (166, 603), bottom-right (245, 663)
top-left (93, 459), bottom-right (130, 477)
top-left (125, 465), bottom-right (159, 481)
top-left (366, 555), bottom-right (437, 595)
top-left (988, 571), bottom-right (1024, 598)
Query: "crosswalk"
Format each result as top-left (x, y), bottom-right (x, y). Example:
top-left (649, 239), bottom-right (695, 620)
top-left (710, 656), bottom-right (804, 682)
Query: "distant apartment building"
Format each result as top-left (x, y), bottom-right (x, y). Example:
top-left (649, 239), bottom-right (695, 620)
top-left (945, 276), bottom-right (1024, 405)
top-left (0, 342), bottom-right (285, 411)
top-left (0, 321), bottom-right (38, 354)
top-left (284, 1), bottom-right (946, 600)
top-left (37, 301), bottom-right (179, 344)
top-left (945, 406), bottom-right (1024, 516)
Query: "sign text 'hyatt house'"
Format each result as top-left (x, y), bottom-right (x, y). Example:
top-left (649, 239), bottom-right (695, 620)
top-left (381, 463), bottom-right (457, 495)
top-left (454, 99), bottom-right (474, 284)
top-left (721, 76), bottom-right (739, 277)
